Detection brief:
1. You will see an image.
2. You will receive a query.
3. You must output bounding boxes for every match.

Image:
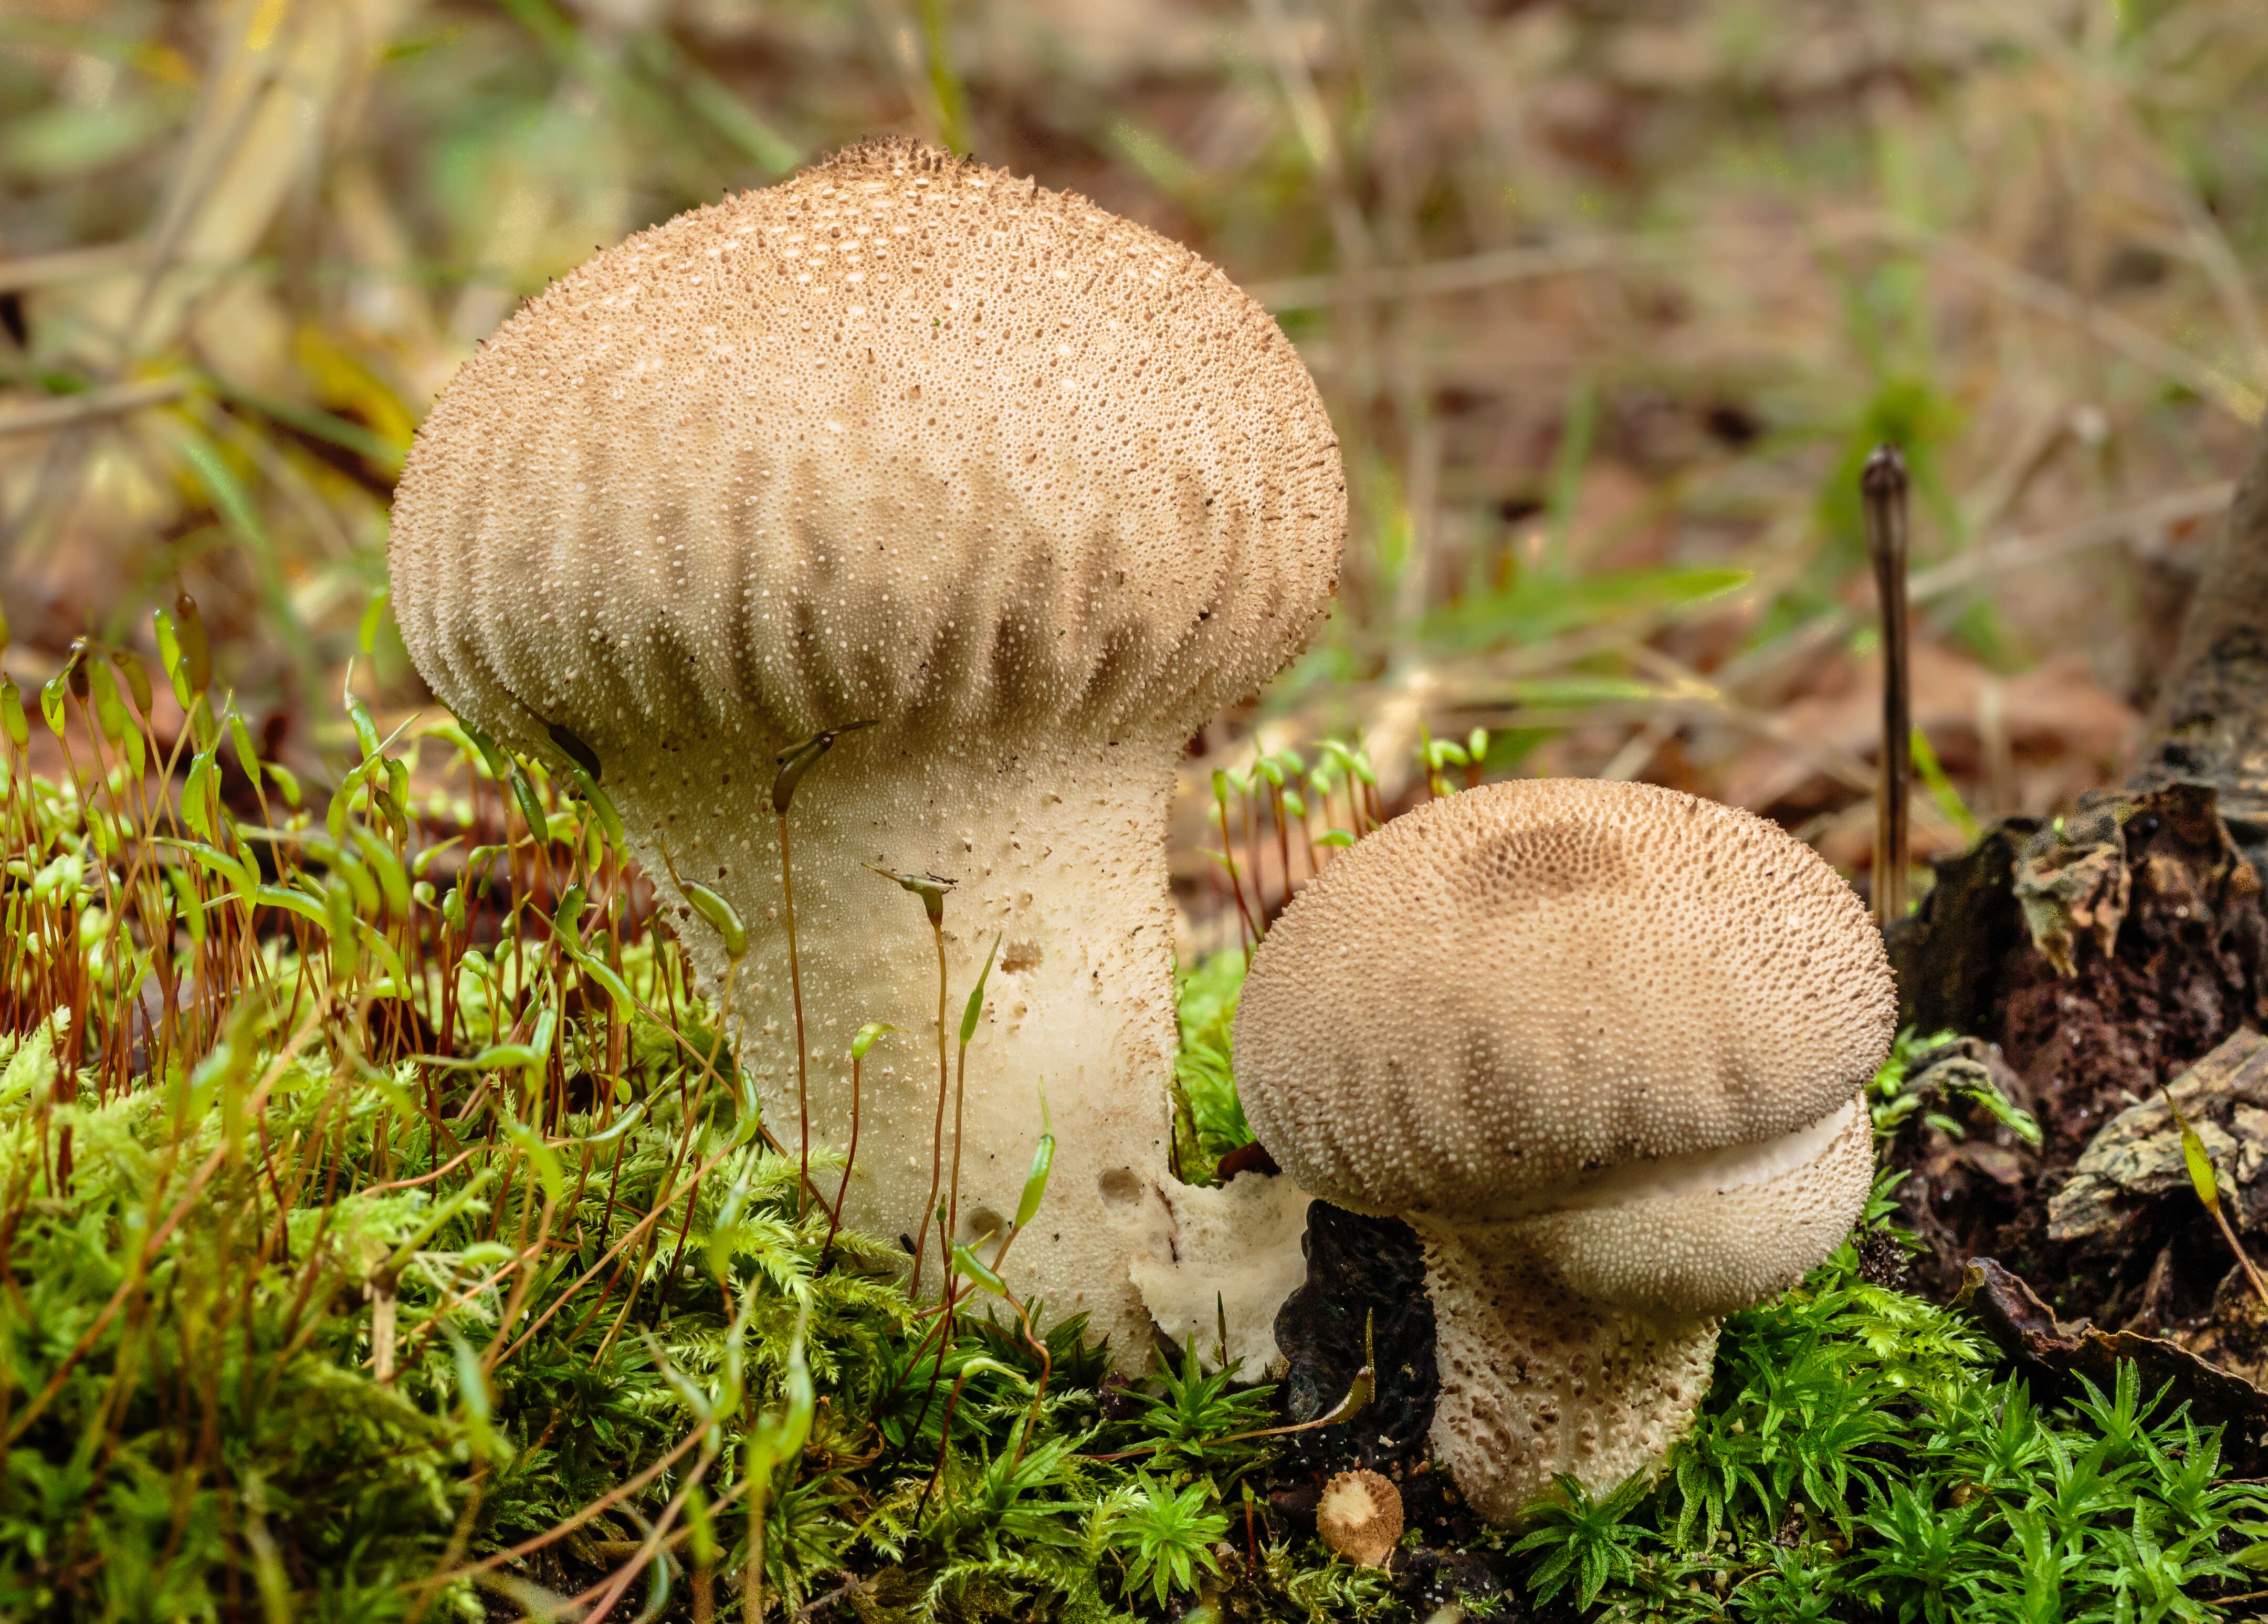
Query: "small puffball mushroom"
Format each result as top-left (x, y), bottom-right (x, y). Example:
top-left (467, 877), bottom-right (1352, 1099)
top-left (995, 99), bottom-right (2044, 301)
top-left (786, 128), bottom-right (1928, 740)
top-left (1232, 780), bottom-right (1894, 1522)
top-left (1316, 1470), bottom-right (1403, 1567)
top-left (388, 137), bottom-right (1345, 1371)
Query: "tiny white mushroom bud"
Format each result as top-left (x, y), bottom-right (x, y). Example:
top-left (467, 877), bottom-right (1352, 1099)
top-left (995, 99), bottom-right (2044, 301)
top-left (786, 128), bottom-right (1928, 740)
top-left (1316, 1469), bottom-right (1404, 1567)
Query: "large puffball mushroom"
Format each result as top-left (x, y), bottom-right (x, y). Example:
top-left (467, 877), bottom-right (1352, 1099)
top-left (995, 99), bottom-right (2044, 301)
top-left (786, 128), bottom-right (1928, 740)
top-left (388, 138), bottom-right (1345, 1371)
top-left (1232, 780), bottom-right (1894, 1522)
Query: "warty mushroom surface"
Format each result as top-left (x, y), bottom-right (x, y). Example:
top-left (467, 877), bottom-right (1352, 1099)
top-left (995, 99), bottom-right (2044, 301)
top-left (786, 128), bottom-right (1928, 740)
top-left (1231, 779), bottom-right (1895, 1521)
top-left (387, 137), bottom-right (1346, 1371)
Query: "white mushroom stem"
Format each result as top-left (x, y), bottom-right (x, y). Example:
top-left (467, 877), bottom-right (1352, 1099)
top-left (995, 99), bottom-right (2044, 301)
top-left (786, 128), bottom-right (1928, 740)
top-left (635, 719), bottom-right (1179, 1371)
top-left (1421, 1232), bottom-right (1720, 1525)
top-left (385, 143), bottom-right (1346, 1379)
top-left (1416, 1099), bottom-right (1875, 1520)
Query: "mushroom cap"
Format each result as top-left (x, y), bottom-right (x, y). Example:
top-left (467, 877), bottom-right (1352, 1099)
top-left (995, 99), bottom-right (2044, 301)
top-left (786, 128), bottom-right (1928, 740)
top-left (1315, 1469), bottom-right (1404, 1567)
top-left (388, 137), bottom-right (1344, 767)
top-left (1233, 779), bottom-right (1895, 1225)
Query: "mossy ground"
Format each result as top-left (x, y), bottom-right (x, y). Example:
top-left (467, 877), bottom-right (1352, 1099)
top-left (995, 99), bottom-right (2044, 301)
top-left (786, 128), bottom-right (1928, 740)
top-left (7, 2), bottom-right (2268, 1615)
top-left (0, 695), bottom-right (2260, 1622)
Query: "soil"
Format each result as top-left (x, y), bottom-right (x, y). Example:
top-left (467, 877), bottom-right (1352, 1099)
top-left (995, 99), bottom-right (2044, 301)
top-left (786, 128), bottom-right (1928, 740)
top-left (1270, 1202), bottom-right (1532, 1615)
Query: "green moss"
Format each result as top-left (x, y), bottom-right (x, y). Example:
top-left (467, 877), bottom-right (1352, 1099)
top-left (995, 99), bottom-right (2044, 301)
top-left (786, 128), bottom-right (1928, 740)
top-left (0, 693), bottom-right (2260, 1621)
top-left (1505, 1183), bottom-right (2268, 1622)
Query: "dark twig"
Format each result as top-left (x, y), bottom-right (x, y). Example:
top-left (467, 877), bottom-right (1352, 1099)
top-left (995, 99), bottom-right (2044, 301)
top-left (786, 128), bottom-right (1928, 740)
top-left (793, 1574), bottom-right (871, 1620)
top-left (1863, 445), bottom-right (1912, 927)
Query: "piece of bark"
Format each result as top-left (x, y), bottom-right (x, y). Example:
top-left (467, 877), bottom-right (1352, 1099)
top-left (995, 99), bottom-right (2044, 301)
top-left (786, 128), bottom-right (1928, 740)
top-left (1957, 1257), bottom-right (2268, 1472)
top-left (1883, 420), bottom-right (2268, 1317)
top-left (2046, 1028), bottom-right (2268, 1242)
top-left (2185, 1265), bottom-right (2268, 1384)
top-left (1886, 781), bottom-right (2268, 1303)
top-left (2130, 412), bottom-right (2268, 846)
top-left (1889, 821), bottom-right (2035, 1042)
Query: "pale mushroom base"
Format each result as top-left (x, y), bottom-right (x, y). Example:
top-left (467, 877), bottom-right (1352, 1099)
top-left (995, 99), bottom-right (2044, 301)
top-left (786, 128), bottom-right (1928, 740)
top-left (1421, 1231), bottom-right (1721, 1524)
top-left (1130, 1170), bottom-right (1314, 1377)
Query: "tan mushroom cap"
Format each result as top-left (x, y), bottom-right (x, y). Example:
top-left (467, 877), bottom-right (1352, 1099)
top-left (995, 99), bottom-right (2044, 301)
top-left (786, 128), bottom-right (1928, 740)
top-left (388, 135), bottom-right (1343, 768)
top-left (1233, 779), bottom-right (1895, 1227)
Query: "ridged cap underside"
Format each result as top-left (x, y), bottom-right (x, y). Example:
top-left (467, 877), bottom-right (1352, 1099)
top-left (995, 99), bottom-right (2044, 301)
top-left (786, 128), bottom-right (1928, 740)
top-left (1234, 779), bottom-right (1896, 1219)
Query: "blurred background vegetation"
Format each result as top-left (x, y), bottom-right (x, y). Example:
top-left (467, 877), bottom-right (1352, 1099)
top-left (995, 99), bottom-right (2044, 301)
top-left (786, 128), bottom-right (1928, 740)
top-left (3, 0), bottom-right (2265, 947)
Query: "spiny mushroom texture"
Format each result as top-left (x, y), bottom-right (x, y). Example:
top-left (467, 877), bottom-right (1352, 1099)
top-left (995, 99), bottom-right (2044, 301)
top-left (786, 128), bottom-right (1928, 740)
top-left (1233, 780), bottom-right (1894, 1519)
top-left (389, 138), bottom-right (1345, 1371)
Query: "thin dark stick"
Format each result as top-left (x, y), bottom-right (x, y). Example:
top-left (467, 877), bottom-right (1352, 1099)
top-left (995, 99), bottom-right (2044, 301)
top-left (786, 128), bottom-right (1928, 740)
top-left (1863, 444), bottom-right (1913, 928)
